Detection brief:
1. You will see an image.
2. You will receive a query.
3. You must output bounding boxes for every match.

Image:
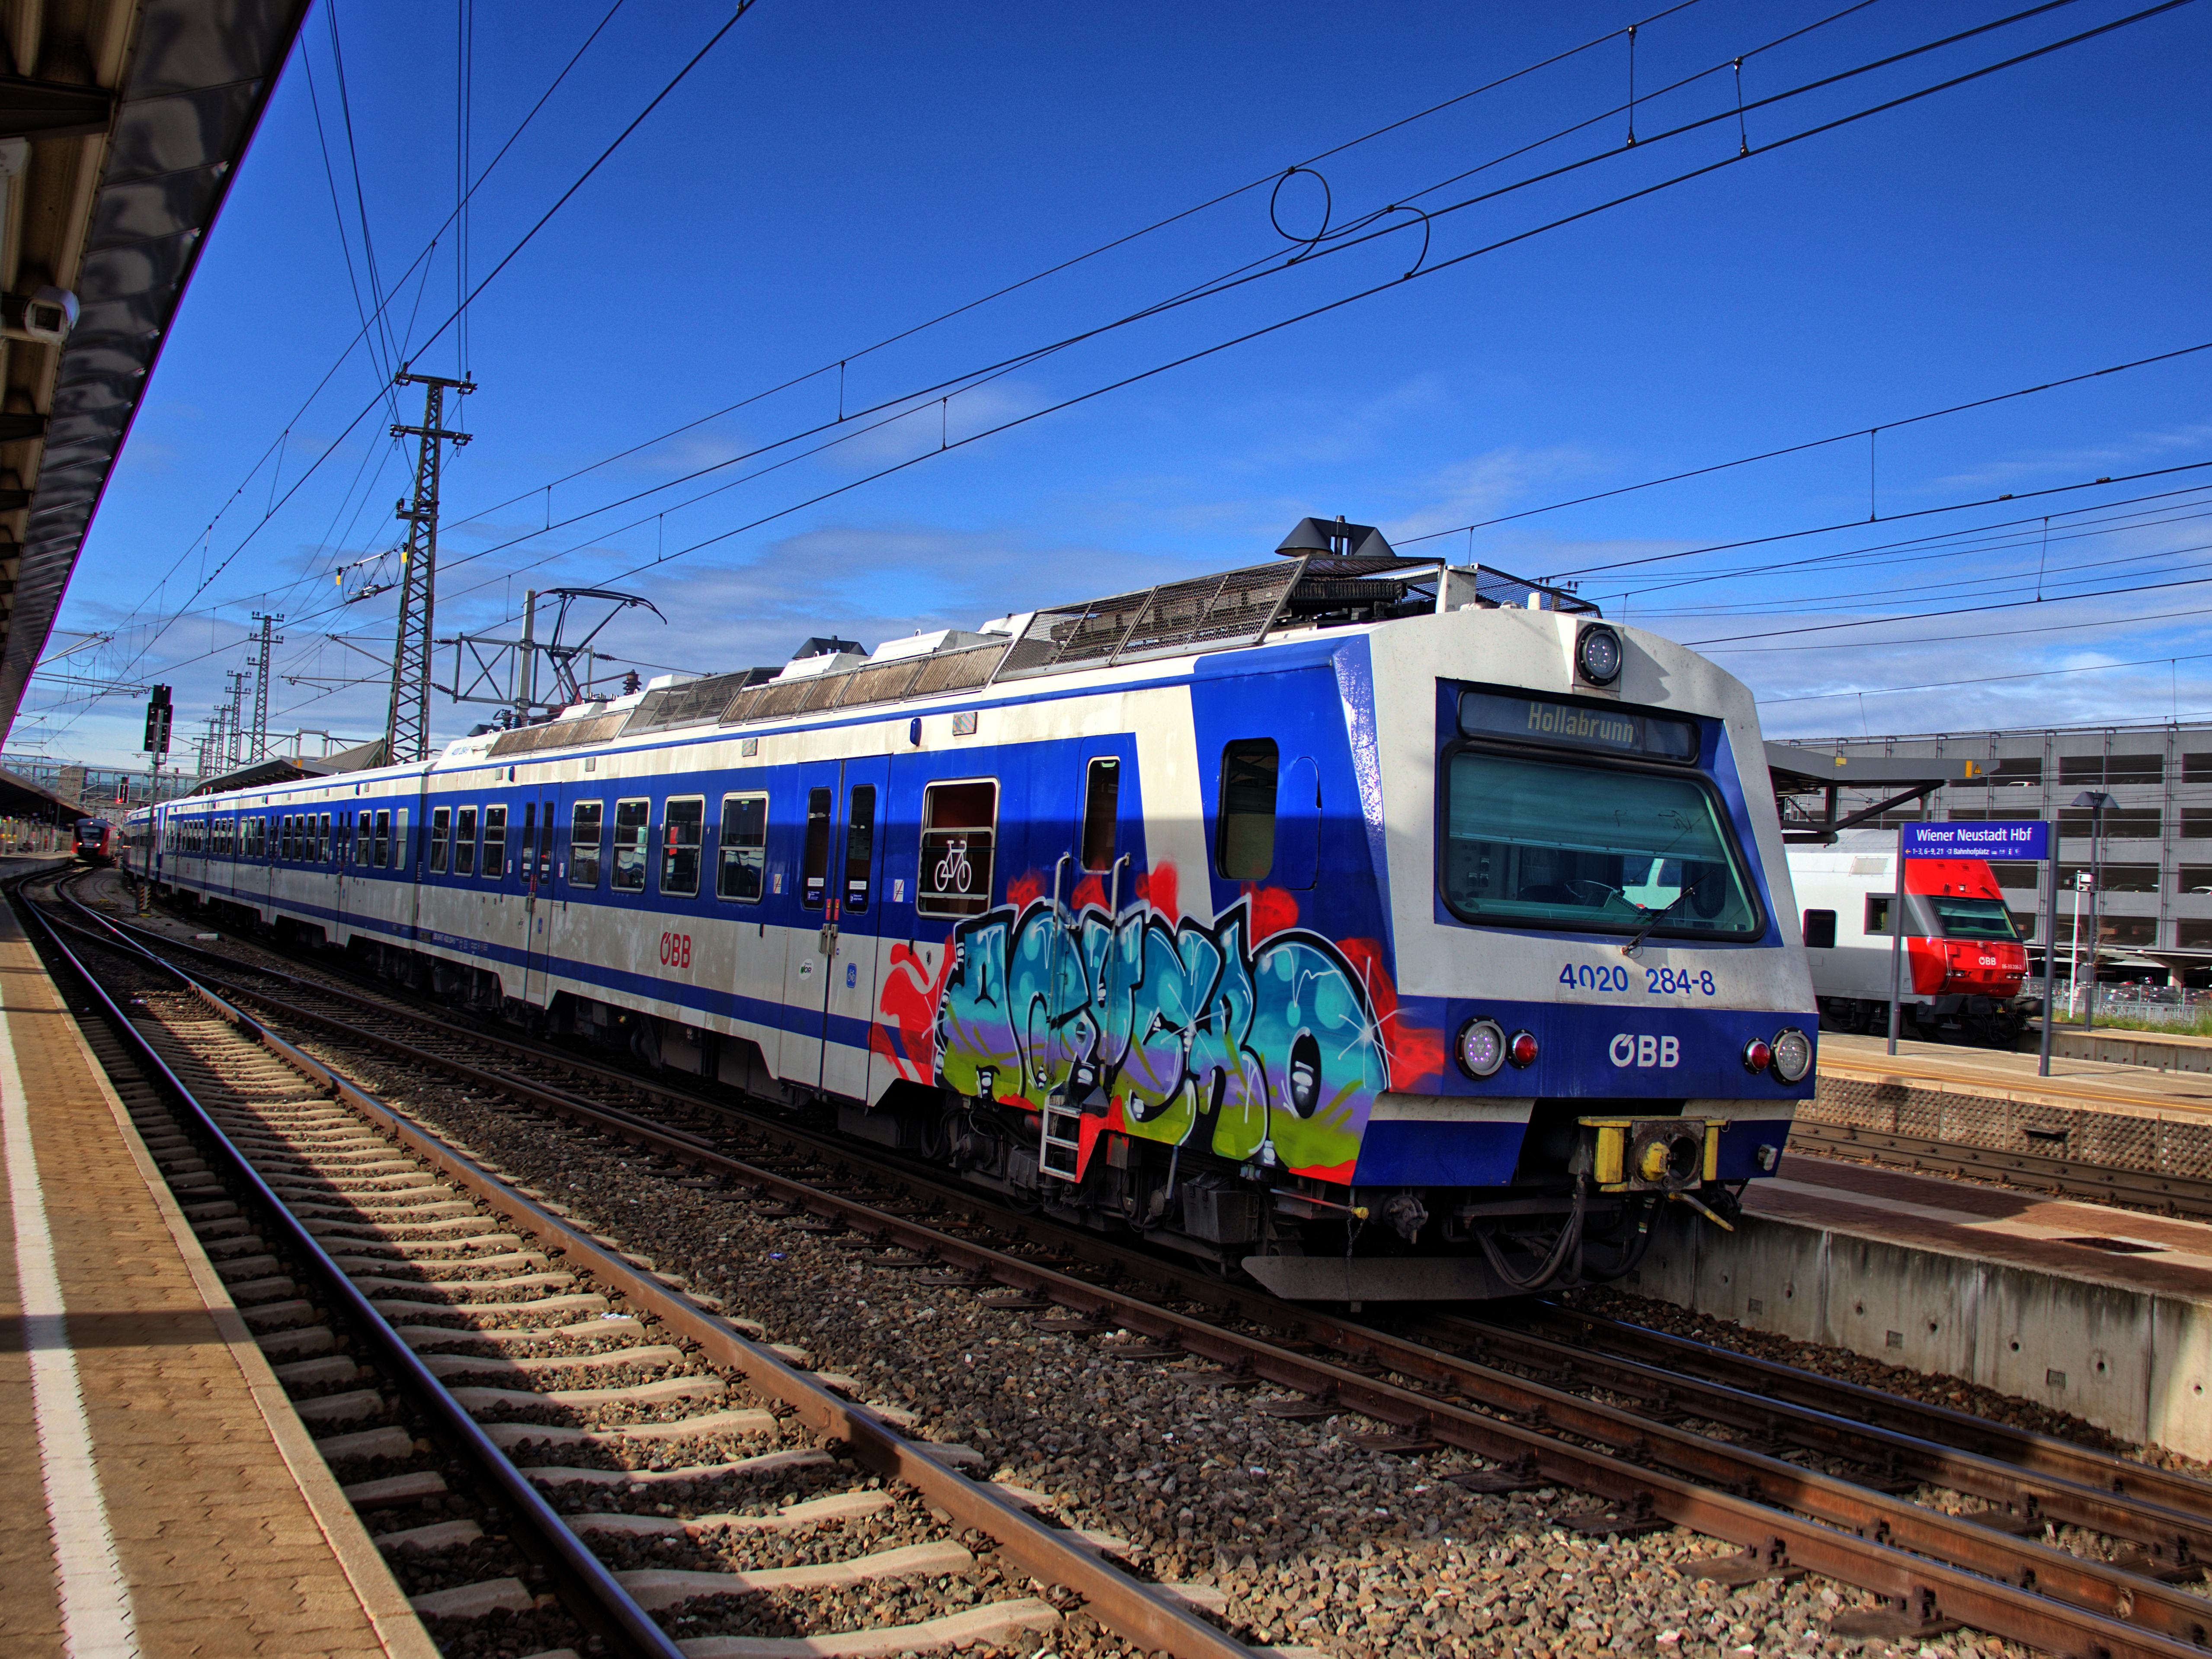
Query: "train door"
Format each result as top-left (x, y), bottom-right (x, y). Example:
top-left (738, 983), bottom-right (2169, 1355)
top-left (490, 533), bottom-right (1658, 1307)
top-left (1038, 744), bottom-right (1127, 1179)
top-left (521, 788), bottom-right (559, 1003)
top-left (780, 762), bottom-right (843, 1086)
top-left (820, 756), bottom-right (889, 1102)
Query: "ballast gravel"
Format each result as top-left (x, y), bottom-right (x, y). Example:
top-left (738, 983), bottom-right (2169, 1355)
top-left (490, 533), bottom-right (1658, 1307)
top-left (263, 1032), bottom-right (2082, 1659)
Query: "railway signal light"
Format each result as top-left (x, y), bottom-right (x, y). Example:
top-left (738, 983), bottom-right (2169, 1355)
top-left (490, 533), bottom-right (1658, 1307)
top-left (144, 684), bottom-right (172, 755)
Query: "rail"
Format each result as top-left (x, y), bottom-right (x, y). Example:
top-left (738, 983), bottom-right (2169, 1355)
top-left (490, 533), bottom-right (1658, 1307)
top-left (29, 871), bottom-right (1260, 1659)
top-left (66, 878), bottom-right (2212, 1654)
top-left (1788, 1118), bottom-right (2212, 1220)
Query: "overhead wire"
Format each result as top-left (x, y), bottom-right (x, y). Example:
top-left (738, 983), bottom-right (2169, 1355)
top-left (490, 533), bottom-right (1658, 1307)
top-left (82, 0), bottom-right (740, 702)
top-left (103, 0), bottom-right (1875, 654)
top-left (85, 0), bottom-right (637, 679)
top-left (111, 0), bottom-right (2026, 654)
top-left (1402, 339), bottom-right (2212, 551)
top-left (73, 0), bottom-right (2201, 744)
top-left (1758, 651), bottom-right (2212, 706)
top-left (451, 0), bottom-right (1725, 530)
top-left (445, 0), bottom-right (2202, 619)
top-left (432, 0), bottom-right (1976, 572)
top-left (1614, 501), bottom-right (2212, 618)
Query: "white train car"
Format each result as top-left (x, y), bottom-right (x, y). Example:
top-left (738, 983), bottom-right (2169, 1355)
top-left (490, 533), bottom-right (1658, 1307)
top-left (1786, 830), bottom-right (2028, 1043)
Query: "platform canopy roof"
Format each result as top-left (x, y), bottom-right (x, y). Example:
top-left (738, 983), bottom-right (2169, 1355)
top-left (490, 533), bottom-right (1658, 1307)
top-left (0, 0), bottom-right (311, 748)
top-left (189, 736), bottom-right (386, 797)
top-left (0, 760), bottom-right (84, 817)
top-left (1765, 743), bottom-right (1985, 844)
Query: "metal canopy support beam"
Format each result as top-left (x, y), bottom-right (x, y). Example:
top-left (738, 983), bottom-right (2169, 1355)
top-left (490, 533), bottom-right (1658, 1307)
top-left (0, 75), bottom-right (117, 140)
top-left (1766, 742), bottom-right (1982, 844)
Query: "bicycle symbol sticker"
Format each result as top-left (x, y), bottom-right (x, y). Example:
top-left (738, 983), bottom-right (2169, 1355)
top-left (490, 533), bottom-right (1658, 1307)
top-left (933, 836), bottom-right (975, 894)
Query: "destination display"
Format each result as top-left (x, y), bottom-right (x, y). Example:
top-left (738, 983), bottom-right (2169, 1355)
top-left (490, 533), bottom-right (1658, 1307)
top-left (1899, 819), bottom-right (2051, 860)
top-left (1458, 689), bottom-right (1697, 763)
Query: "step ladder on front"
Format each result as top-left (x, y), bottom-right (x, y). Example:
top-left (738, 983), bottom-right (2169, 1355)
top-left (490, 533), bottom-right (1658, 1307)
top-left (1040, 1095), bottom-right (1083, 1181)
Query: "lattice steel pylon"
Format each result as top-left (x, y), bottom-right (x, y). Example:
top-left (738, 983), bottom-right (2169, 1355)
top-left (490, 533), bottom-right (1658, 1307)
top-left (222, 669), bottom-right (249, 769)
top-left (249, 612), bottom-right (284, 763)
top-left (383, 369), bottom-right (474, 764)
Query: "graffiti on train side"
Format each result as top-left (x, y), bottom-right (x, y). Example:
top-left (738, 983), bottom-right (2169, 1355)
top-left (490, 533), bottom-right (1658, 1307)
top-left (876, 870), bottom-right (1399, 1182)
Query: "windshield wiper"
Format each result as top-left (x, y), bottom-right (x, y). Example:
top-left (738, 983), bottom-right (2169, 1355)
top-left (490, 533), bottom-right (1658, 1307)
top-left (1620, 873), bottom-right (1712, 958)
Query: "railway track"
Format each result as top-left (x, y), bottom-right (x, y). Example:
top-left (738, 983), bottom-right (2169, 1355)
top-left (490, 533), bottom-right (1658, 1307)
top-left (16, 868), bottom-right (1254, 1659)
top-left (1787, 1115), bottom-right (2212, 1220)
top-left (55, 872), bottom-right (2212, 1655)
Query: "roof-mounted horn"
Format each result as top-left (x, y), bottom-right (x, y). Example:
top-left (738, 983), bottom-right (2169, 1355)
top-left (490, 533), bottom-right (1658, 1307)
top-left (1275, 514), bottom-right (1395, 562)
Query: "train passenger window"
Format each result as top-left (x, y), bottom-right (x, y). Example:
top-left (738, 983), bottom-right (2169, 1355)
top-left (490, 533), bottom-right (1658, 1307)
top-left (373, 810), bottom-right (391, 868)
top-left (1803, 908), bottom-right (1838, 950)
top-left (455, 808), bottom-right (478, 876)
top-left (570, 801), bottom-right (603, 887)
top-left (1081, 759), bottom-right (1119, 871)
top-left (279, 816), bottom-right (290, 859)
top-left (318, 813), bottom-right (331, 862)
top-left (918, 779), bottom-right (996, 916)
top-left (1865, 895), bottom-right (1893, 936)
top-left (801, 788), bottom-right (832, 909)
top-left (1439, 750), bottom-right (1761, 939)
top-left (661, 797), bottom-right (704, 896)
top-left (483, 806), bottom-right (508, 877)
top-left (844, 785), bottom-right (875, 912)
top-left (611, 800), bottom-right (649, 891)
top-left (1215, 739), bottom-right (1279, 881)
top-left (717, 794), bottom-right (766, 901)
top-left (430, 807), bottom-right (450, 874)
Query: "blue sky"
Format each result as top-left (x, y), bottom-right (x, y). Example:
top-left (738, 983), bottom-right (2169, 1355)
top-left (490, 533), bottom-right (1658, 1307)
top-left (19, 0), bottom-right (2212, 768)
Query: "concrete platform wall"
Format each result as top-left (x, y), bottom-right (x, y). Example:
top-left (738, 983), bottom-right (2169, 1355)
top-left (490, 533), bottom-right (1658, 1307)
top-left (1626, 1207), bottom-right (2212, 1460)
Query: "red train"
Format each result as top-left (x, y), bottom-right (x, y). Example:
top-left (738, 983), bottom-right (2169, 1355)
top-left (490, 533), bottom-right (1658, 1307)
top-left (1788, 833), bottom-right (2030, 1044)
top-left (74, 817), bottom-right (118, 865)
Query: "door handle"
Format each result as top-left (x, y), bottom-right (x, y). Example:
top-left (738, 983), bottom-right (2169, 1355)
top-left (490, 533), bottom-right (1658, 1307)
top-left (819, 923), bottom-right (838, 956)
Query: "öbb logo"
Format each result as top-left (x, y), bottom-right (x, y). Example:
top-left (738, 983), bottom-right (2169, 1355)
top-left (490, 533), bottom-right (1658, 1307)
top-left (1610, 1033), bottom-right (1680, 1069)
top-left (659, 932), bottom-right (693, 970)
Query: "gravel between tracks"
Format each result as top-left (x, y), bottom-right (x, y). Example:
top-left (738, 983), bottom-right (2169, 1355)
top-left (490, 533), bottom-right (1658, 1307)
top-left (75, 880), bottom-right (2101, 1658)
top-left (252, 1028), bottom-right (2052, 1659)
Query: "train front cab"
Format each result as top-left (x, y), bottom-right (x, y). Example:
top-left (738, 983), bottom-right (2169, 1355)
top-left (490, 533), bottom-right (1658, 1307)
top-left (1797, 846), bottom-right (2028, 1040)
top-left (1245, 606), bottom-right (1818, 1300)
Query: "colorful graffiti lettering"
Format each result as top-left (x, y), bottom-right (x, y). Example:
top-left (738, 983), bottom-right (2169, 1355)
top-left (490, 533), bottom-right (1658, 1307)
top-left (919, 878), bottom-right (1393, 1183)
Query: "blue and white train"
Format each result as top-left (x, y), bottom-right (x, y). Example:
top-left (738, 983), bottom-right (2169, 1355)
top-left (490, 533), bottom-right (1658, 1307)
top-left (136, 518), bottom-right (1815, 1298)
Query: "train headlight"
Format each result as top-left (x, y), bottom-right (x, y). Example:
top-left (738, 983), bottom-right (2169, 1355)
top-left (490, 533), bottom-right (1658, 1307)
top-left (1741, 1038), bottom-right (1772, 1074)
top-left (1575, 623), bottom-right (1623, 687)
top-left (1507, 1029), bottom-right (1540, 1069)
top-left (1454, 1017), bottom-right (1506, 1079)
top-left (1770, 1027), bottom-right (1813, 1084)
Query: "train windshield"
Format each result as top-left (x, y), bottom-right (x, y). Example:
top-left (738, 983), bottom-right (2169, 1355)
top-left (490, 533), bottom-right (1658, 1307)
top-left (1927, 894), bottom-right (2017, 941)
top-left (1440, 749), bottom-right (1761, 937)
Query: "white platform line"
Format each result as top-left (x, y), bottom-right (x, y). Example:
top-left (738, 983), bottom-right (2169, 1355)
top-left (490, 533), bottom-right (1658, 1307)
top-left (2, 997), bottom-right (140, 1657)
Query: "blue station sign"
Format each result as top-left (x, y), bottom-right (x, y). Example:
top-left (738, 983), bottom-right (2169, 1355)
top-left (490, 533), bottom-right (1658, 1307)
top-left (1900, 819), bottom-right (2051, 861)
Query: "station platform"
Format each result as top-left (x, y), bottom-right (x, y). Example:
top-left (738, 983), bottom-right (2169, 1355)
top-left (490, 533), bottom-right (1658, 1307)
top-left (1635, 1141), bottom-right (2212, 1462)
top-left (1812, 1029), bottom-right (2212, 1183)
top-left (0, 862), bottom-right (429, 1656)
